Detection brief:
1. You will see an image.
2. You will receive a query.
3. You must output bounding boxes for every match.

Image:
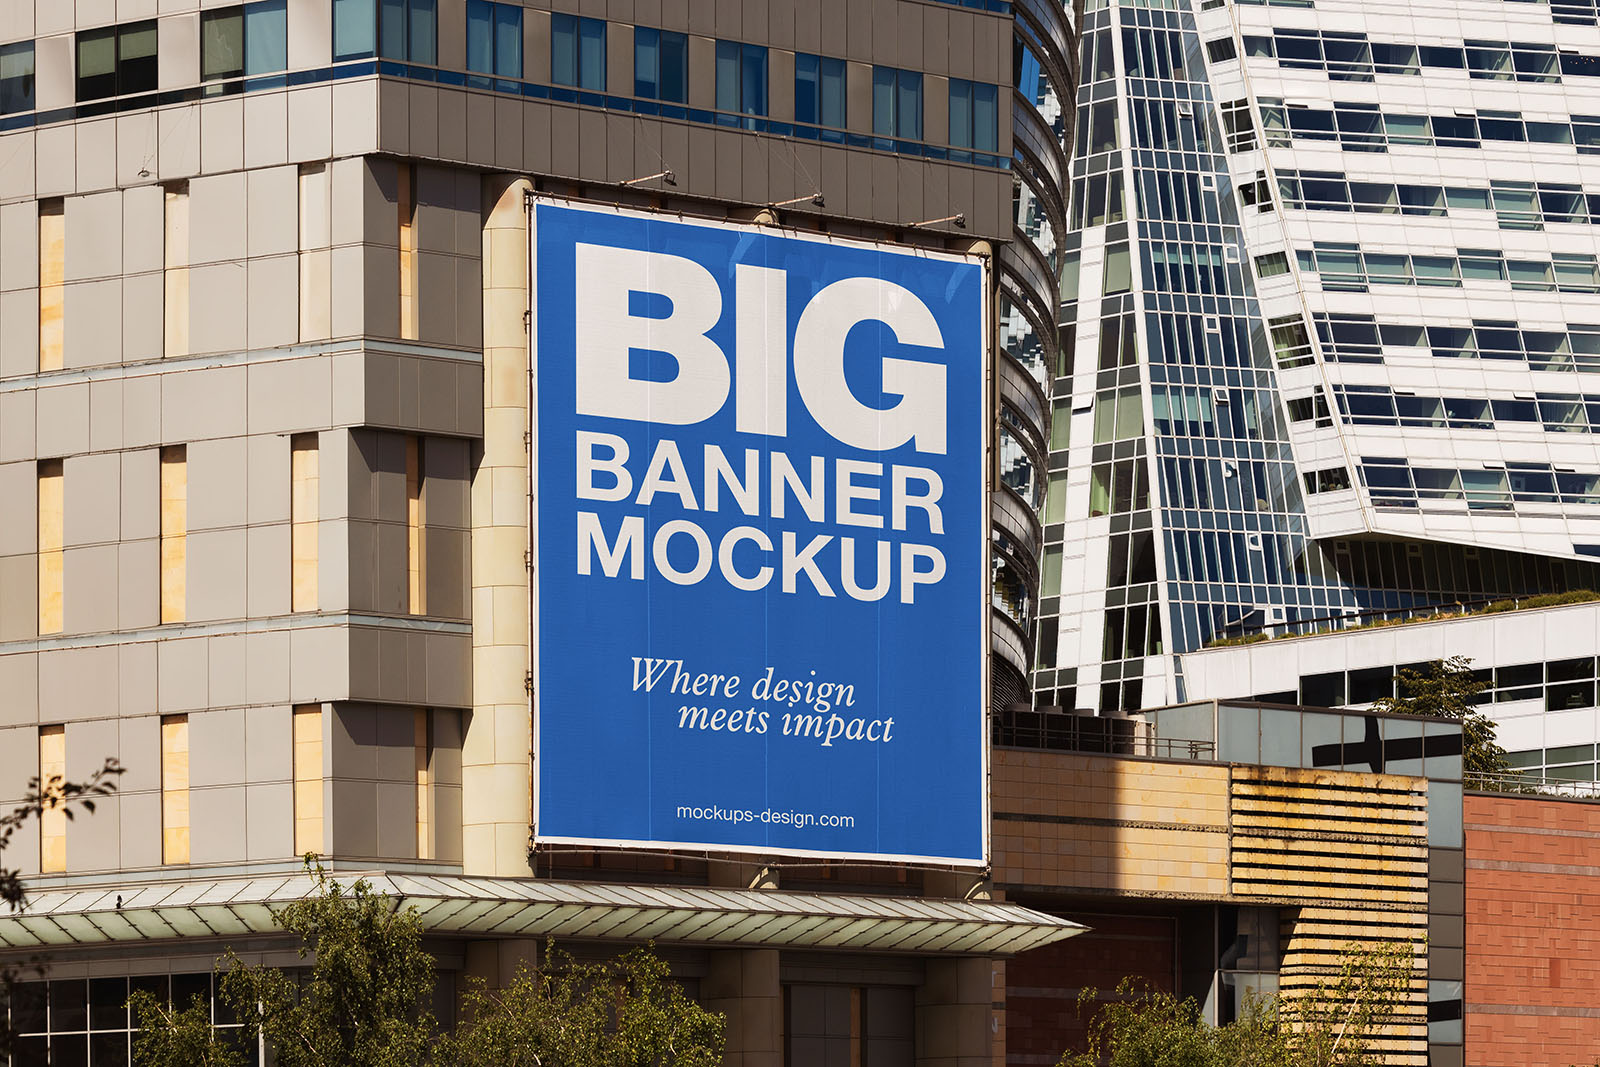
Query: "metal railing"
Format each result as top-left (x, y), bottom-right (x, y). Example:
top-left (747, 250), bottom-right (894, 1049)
top-left (1468, 770), bottom-right (1600, 799)
top-left (1208, 593), bottom-right (1600, 647)
top-left (993, 708), bottom-right (1218, 760)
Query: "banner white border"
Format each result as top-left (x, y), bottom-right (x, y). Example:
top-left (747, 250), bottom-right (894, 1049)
top-left (527, 194), bottom-right (993, 869)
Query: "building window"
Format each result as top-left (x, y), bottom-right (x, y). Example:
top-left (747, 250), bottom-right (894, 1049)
top-left (39, 726), bottom-right (65, 873)
top-left (948, 78), bottom-right (998, 152)
top-left (551, 13), bottom-right (605, 90)
top-left (1205, 36), bottom-right (1238, 64)
top-left (37, 460), bottom-right (63, 636)
top-left (415, 709), bottom-right (432, 860)
top-left (715, 40), bottom-right (768, 127)
top-left (291, 434), bottom-right (320, 612)
top-left (0, 41), bottom-right (35, 114)
top-left (334, 0), bottom-right (436, 64)
top-left (398, 163), bottom-right (418, 340)
top-left (333, 0), bottom-right (376, 60)
top-left (293, 705), bottom-right (324, 856)
top-left (466, 0), bottom-right (522, 80)
top-left (38, 199), bottom-right (63, 373)
top-left (634, 27), bottom-right (687, 103)
top-left (14, 974), bottom-right (254, 1065)
top-left (298, 163), bottom-right (331, 341)
top-left (1255, 251), bottom-right (1290, 278)
top-left (382, 0), bottom-right (436, 62)
top-left (872, 66), bottom-right (923, 140)
top-left (1221, 98), bottom-right (1256, 151)
top-left (1080, 99), bottom-right (1119, 155)
top-left (1303, 466), bottom-right (1353, 493)
top-left (407, 436), bottom-right (426, 615)
top-left (1102, 243), bottom-right (1132, 294)
top-left (161, 715), bottom-right (190, 865)
top-left (160, 446), bottom-right (187, 624)
top-left (201, 0), bottom-right (288, 89)
top-left (1269, 314), bottom-right (1315, 367)
top-left (75, 20), bottom-right (158, 103)
top-left (164, 183), bottom-right (189, 358)
top-left (795, 53), bottom-right (845, 130)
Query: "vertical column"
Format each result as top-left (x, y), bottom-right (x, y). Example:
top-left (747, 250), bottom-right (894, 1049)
top-left (916, 958), bottom-right (995, 1067)
top-left (464, 175), bottom-right (534, 876)
top-left (703, 949), bottom-right (782, 1067)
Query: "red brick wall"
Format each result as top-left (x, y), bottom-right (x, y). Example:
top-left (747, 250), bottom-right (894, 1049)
top-left (1005, 913), bottom-right (1176, 1067)
top-left (1464, 793), bottom-right (1600, 1067)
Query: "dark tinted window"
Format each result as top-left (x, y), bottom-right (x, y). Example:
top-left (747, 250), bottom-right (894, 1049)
top-left (1300, 671), bottom-right (1346, 707)
top-left (1348, 666), bottom-right (1394, 703)
top-left (0, 41), bottom-right (35, 113)
top-left (76, 21), bottom-right (157, 103)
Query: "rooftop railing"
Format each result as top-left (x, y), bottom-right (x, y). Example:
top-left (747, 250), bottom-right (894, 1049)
top-left (1468, 770), bottom-right (1600, 799)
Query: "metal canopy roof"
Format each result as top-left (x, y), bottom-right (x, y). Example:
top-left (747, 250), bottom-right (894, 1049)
top-left (0, 873), bottom-right (1082, 957)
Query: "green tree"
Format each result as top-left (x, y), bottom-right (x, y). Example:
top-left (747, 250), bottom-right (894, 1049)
top-left (435, 943), bottom-right (725, 1067)
top-left (132, 861), bottom-right (437, 1067)
top-left (127, 993), bottom-right (246, 1067)
top-left (1275, 942), bottom-right (1414, 1067)
top-left (0, 759), bottom-right (121, 1056)
top-left (1059, 941), bottom-right (1414, 1067)
top-left (131, 865), bottom-right (725, 1067)
top-left (1058, 979), bottom-right (1291, 1067)
top-left (1369, 655), bottom-right (1510, 783)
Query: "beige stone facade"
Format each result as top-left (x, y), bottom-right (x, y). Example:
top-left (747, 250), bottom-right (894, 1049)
top-left (0, 1), bottom-right (1081, 1064)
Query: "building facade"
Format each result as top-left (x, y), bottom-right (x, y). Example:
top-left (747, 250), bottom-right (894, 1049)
top-left (0, 0), bottom-right (1082, 1064)
top-left (1463, 790), bottom-right (1600, 1067)
top-left (995, 699), bottom-right (1467, 1067)
top-left (1030, 0), bottom-right (1600, 760)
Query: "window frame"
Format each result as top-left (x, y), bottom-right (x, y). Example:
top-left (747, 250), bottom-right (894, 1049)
top-left (634, 26), bottom-right (688, 104)
top-left (334, 0), bottom-right (436, 64)
top-left (948, 77), bottom-right (999, 155)
top-left (872, 66), bottom-right (923, 142)
top-left (0, 40), bottom-right (34, 115)
top-left (551, 12), bottom-right (606, 91)
top-left (75, 20), bottom-right (159, 105)
top-left (794, 51), bottom-right (846, 132)
top-left (466, 0), bottom-right (523, 81)
top-left (201, 0), bottom-right (289, 91)
top-left (715, 39), bottom-right (769, 127)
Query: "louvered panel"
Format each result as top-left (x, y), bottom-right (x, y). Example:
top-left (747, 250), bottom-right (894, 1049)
top-left (1230, 766), bottom-right (1432, 1067)
top-left (1230, 811), bottom-right (1425, 836)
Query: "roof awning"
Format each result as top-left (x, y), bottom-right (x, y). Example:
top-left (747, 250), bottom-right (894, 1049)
top-left (0, 873), bottom-right (1082, 957)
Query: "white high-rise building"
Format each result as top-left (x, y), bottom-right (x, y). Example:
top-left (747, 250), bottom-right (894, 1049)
top-left (1029, 0), bottom-right (1600, 788)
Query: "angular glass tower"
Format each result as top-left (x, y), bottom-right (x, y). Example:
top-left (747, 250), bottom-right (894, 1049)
top-left (1034, 0), bottom-right (1600, 719)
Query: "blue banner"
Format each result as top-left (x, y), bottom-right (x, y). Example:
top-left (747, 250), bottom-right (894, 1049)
top-left (532, 199), bottom-right (988, 865)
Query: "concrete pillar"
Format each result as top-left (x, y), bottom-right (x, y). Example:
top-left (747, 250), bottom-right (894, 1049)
top-left (703, 948), bottom-right (782, 1067)
top-left (916, 957), bottom-right (996, 1067)
top-left (463, 175), bottom-right (535, 877)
